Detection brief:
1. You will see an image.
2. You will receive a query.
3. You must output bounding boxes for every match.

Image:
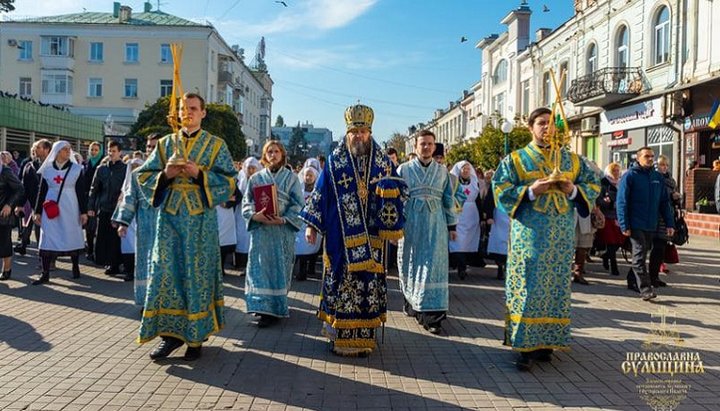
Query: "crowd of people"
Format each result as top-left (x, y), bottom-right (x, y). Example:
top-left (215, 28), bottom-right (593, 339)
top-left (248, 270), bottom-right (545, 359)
top-left (0, 95), bottom-right (689, 371)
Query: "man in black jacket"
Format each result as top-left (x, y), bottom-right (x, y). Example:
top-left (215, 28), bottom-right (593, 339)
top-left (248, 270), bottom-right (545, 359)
top-left (88, 140), bottom-right (125, 274)
top-left (13, 139), bottom-right (52, 255)
top-left (82, 142), bottom-right (103, 261)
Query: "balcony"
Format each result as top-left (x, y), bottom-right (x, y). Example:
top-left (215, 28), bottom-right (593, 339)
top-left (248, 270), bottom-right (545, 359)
top-left (39, 93), bottom-right (73, 106)
top-left (218, 69), bottom-right (233, 85)
top-left (567, 67), bottom-right (645, 107)
top-left (40, 55), bottom-right (75, 71)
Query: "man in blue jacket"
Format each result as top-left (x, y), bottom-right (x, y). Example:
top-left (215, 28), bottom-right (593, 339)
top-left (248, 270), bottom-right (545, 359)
top-left (617, 147), bottom-right (675, 301)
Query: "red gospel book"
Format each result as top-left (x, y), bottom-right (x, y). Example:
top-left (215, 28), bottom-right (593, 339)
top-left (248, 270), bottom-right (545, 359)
top-left (253, 183), bottom-right (278, 216)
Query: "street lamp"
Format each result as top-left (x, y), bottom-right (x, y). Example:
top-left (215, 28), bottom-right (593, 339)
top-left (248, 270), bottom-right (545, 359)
top-left (501, 120), bottom-right (513, 155)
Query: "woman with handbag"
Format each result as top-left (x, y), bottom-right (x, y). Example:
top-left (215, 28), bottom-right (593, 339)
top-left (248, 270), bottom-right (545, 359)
top-left (596, 162), bottom-right (625, 276)
top-left (0, 164), bottom-right (24, 280)
top-left (31, 141), bottom-right (88, 285)
top-left (649, 155), bottom-right (681, 287)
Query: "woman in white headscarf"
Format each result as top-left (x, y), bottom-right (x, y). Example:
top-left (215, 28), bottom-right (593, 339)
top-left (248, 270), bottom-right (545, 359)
top-left (234, 157), bottom-right (262, 272)
top-left (448, 160), bottom-right (481, 280)
top-left (303, 157), bottom-right (321, 173)
top-left (294, 166), bottom-right (322, 280)
top-left (31, 141), bottom-right (88, 285)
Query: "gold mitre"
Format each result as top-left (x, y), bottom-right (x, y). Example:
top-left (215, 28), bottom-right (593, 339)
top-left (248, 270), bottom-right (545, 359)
top-left (344, 104), bottom-right (374, 131)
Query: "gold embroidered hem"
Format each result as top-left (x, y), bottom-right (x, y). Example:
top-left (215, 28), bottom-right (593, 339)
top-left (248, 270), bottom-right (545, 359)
top-left (318, 310), bottom-right (386, 329)
top-left (378, 229), bottom-right (403, 241)
top-left (136, 326), bottom-right (223, 347)
top-left (506, 315), bottom-right (571, 325)
top-left (507, 344), bottom-right (571, 353)
top-left (143, 299), bottom-right (225, 321)
top-left (347, 260), bottom-right (384, 273)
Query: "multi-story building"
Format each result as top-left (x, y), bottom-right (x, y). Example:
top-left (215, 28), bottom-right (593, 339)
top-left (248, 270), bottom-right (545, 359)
top-left (0, 1), bottom-right (272, 156)
top-left (271, 122), bottom-right (333, 159)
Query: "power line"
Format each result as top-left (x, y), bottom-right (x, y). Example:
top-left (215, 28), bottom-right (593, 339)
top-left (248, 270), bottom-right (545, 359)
top-left (216, 0), bottom-right (242, 22)
top-left (272, 49), bottom-right (452, 95)
top-left (275, 79), bottom-right (439, 110)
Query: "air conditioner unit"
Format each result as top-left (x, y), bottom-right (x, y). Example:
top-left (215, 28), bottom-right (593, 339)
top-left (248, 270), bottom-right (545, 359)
top-left (7, 39), bottom-right (17, 47)
top-left (581, 117), bottom-right (597, 132)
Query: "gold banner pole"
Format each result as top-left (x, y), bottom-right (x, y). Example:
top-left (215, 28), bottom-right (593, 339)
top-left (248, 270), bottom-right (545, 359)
top-left (166, 43), bottom-right (187, 166)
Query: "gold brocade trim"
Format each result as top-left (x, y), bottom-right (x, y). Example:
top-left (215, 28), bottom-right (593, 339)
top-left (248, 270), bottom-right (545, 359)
top-left (143, 299), bottom-right (225, 321)
top-left (136, 327), bottom-right (223, 348)
top-left (375, 187), bottom-right (400, 198)
top-left (318, 311), bottom-right (386, 329)
top-left (506, 314), bottom-right (570, 325)
top-left (347, 260), bottom-right (384, 273)
top-left (509, 186), bottom-right (528, 218)
top-left (378, 229), bottom-right (403, 241)
top-left (345, 234), bottom-right (368, 248)
top-left (510, 344), bottom-right (570, 353)
top-left (333, 338), bottom-right (377, 349)
top-left (370, 237), bottom-right (383, 249)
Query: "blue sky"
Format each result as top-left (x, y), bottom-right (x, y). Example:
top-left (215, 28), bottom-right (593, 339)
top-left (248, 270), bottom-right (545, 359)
top-left (9, 0), bottom-right (574, 142)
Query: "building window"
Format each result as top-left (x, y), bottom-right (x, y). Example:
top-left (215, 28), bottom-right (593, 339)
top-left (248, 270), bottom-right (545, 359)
top-left (160, 44), bottom-right (172, 64)
top-left (492, 92), bottom-right (506, 117)
top-left (160, 79), bottom-right (173, 97)
top-left (89, 42), bottom-right (103, 62)
top-left (125, 43), bottom-right (139, 63)
top-left (41, 36), bottom-right (74, 57)
top-left (616, 25), bottom-right (629, 67)
top-left (521, 80), bottom-right (530, 117)
top-left (654, 6), bottom-right (670, 65)
top-left (124, 78), bottom-right (138, 98)
top-left (211, 51), bottom-right (216, 71)
top-left (586, 43), bottom-right (597, 75)
top-left (493, 59), bottom-right (508, 85)
top-left (543, 71), bottom-right (551, 106)
top-left (18, 40), bottom-right (32, 60)
top-left (559, 61), bottom-right (569, 94)
top-left (19, 77), bottom-right (32, 97)
top-left (88, 78), bottom-right (102, 97)
top-left (41, 74), bottom-right (73, 94)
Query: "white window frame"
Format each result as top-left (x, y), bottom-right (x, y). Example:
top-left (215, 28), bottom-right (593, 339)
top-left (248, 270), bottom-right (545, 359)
top-left (89, 42), bottom-right (103, 62)
top-left (124, 78), bottom-right (138, 98)
top-left (160, 44), bottom-right (172, 64)
top-left (616, 26), bottom-right (629, 68)
top-left (88, 77), bottom-right (103, 97)
top-left (125, 43), bottom-right (139, 63)
top-left (19, 77), bottom-right (32, 97)
top-left (653, 6), bottom-right (670, 65)
top-left (493, 60), bottom-right (508, 85)
top-left (41, 73), bottom-right (73, 95)
top-left (587, 43), bottom-right (597, 75)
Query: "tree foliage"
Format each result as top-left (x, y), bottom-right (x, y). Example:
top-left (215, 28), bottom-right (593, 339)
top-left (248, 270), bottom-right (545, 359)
top-left (274, 115), bottom-right (285, 127)
top-left (445, 124), bottom-right (532, 172)
top-left (287, 122), bottom-right (306, 166)
top-left (129, 97), bottom-right (246, 160)
top-left (0, 0), bottom-right (15, 13)
top-left (386, 132), bottom-right (408, 157)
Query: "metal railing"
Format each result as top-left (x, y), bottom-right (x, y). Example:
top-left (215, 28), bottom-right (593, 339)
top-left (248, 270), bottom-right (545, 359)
top-left (567, 67), bottom-right (644, 104)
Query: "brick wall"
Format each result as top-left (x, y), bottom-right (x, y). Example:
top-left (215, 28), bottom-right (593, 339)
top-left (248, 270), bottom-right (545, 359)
top-left (684, 168), bottom-right (720, 210)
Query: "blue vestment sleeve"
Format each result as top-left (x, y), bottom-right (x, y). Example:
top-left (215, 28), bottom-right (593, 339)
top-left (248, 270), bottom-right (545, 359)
top-left (241, 176), bottom-right (260, 232)
top-left (282, 174), bottom-right (305, 232)
top-left (112, 174), bottom-right (140, 226)
top-left (491, 154), bottom-right (528, 219)
top-left (442, 169), bottom-right (458, 226)
top-left (200, 140), bottom-right (236, 208)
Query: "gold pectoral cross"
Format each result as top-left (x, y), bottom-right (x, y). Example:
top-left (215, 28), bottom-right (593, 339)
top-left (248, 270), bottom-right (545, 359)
top-left (358, 180), bottom-right (368, 201)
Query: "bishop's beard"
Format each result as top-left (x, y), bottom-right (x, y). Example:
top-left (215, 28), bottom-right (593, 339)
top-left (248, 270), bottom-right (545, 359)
top-left (348, 140), bottom-right (371, 157)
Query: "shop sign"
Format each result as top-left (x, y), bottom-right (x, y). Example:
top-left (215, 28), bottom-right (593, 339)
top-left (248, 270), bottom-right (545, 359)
top-left (683, 113), bottom-right (711, 132)
top-left (647, 126), bottom-right (676, 145)
top-left (608, 137), bottom-right (632, 147)
top-left (600, 98), bottom-right (664, 134)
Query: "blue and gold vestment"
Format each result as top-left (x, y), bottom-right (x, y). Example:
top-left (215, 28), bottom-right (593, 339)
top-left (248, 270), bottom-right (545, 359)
top-left (492, 142), bottom-right (599, 352)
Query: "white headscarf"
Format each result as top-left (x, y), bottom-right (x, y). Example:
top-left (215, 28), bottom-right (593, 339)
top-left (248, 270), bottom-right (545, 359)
top-left (37, 140), bottom-right (78, 176)
top-left (121, 158), bottom-right (145, 198)
top-left (297, 166), bottom-right (319, 188)
top-left (450, 160), bottom-right (479, 186)
top-left (238, 156), bottom-right (263, 193)
top-left (303, 157), bottom-right (321, 172)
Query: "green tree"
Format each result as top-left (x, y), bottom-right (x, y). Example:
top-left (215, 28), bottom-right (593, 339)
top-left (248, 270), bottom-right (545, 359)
top-left (274, 115), bottom-right (285, 127)
top-left (287, 122), bottom-right (306, 166)
top-left (0, 0), bottom-right (15, 13)
top-left (475, 124), bottom-right (532, 171)
top-left (129, 97), bottom-right (246, 159)
top-left (386, 132), bottom-right (408, 157)
top-left (446, 142), bottom-right (480, 169)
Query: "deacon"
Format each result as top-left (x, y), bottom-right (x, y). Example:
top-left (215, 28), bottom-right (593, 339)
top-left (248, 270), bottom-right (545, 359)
top-left (397, 130), bottom-right (457, 335)
top-left (300, 104), bottom-right (405, 357)
top-left (492, 107), bottom-right (599, 371)
top-left (134, 93), bottom-right (236, 361)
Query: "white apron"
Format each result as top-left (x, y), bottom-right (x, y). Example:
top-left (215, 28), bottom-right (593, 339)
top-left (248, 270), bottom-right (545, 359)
top-left (448, 180), bottom-right (480, 253)
top-left (38, 163), bottom-right (85, 252)
top-left (487, 207), bottom-right (510, 256)
top-left (121, 219), bottom-right (136, 254)
top-left (217, 205), bottom-right (237, 247)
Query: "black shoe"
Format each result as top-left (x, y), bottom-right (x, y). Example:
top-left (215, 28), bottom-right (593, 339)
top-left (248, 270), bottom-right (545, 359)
top-left (183, 346), bottom-right (202, 361)
top-left (123, 273), bottom-right (134, 282)
top-left (515, 353), bottom-right (534, 371)
top-left (32, 272), bottom-right (49, 285)
top-left (651, 279), bottom-right (667, 287)
top-left (602, 256), bottom-right (609, 270)
top-left (0, 270), bottom-right (11, 281)
top-left (640, 287), bottom-right (657, 301)
top-left (424, 324), bottom-right (442, 334)
top-left (458, 269), bottom-right (467, 280)
top-left (149, 337), bottom-right (183, 360)
top-left (86, 253), bottom-right (94, 262)
top-left (256, 315), bottom-right (277, 328)
top-left (496, 267), bottom-right (505, 280)
top-left (104, 266), bottom-right (121, 275)
top-left (573, 274), bottom-right (589, 285)
top-left (533, 349), bottom-right (553, 362)
top-left (14, 245), bottom-right (26, 256)
top-left (72, 266), bottom-right (80, 279)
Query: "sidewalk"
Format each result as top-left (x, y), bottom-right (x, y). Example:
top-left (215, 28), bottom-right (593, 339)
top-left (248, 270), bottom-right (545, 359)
top-left (0, 235), bottom-right (718, 410)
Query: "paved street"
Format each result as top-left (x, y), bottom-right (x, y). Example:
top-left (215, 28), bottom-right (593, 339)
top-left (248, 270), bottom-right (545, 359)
top-left (0, 235), bottom-right (718, 411)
